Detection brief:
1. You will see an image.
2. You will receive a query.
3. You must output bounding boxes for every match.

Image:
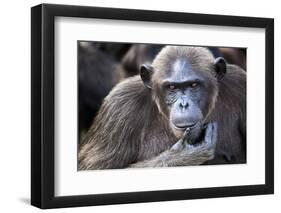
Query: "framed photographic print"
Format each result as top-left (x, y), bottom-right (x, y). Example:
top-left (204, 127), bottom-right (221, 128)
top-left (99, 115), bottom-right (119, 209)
top-left (31, 3), bottom-right (274, 209)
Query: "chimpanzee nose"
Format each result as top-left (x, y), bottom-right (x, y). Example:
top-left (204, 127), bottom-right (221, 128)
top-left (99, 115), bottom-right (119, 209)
top-left (179, 97), bottom-right (189, 109)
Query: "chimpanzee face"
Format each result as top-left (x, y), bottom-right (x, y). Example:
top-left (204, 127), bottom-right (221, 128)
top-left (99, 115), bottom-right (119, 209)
top-left (157, 59), bottom-right (217, 137)
top-left (162, 62), bottom-right (205, 131)
top-left (140, 46), bottom-right (226, 138)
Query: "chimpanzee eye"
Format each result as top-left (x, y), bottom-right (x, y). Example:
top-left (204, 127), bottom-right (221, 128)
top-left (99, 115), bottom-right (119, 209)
top-left (169, 85), bottom-right (176, 90)
top-left (191, 82), bottom-right (199, 88)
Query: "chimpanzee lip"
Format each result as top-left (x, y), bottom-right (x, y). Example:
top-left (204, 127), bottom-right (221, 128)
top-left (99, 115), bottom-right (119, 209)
top-left (173, 123), bottom-right (197, 130)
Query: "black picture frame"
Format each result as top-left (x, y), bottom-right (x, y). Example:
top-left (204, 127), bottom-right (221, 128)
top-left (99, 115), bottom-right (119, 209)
top-left (31, 3), bottom-right (274, 209)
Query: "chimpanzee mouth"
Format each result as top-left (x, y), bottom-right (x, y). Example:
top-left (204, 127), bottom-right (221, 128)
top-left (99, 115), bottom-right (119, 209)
top-left (172, 123), bottom-right (197, 131)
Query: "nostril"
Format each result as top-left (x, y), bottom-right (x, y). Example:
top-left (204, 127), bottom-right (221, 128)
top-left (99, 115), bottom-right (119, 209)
top-left (179, 100), bottom-right (188, 109)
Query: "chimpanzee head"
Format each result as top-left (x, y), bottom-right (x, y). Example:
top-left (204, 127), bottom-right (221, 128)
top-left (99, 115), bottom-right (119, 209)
top-left (140, 46), bottom-right (226, 138)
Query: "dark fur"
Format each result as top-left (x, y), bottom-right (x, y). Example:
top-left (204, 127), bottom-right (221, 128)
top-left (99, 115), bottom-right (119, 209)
top-left (92, 42), bottom-right (131, 61)
top-left (219, 48), bottom-right (246, 70)
top-left (121, 44), bottom-right (164, 76)
top-left (207, 64), bottom-right (246, 163)
top-left (79, 43), bottom-right (125, 133)
top-left (79, 46), bottom-right (246, 170)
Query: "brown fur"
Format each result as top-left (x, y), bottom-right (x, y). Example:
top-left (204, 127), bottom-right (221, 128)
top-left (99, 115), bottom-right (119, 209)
top-left (78, 46), bottom-right (246, 170)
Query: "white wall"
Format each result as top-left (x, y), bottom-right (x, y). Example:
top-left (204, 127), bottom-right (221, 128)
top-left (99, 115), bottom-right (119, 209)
top-left (0, 0), bottom-right (279, 212)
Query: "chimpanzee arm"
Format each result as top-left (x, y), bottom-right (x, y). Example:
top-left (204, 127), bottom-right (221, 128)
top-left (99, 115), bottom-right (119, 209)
top-left (79, 122), bottom-right (217, 169)
top-left (130, 123), bottom-right (217, 168)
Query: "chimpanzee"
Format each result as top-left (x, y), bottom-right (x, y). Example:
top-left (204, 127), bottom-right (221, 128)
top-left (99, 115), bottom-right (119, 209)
top-left (79, 46), bottom-right (246, 169)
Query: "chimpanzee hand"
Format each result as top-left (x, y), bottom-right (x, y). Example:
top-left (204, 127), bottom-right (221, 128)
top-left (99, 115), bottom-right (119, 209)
top-left (130, 123), bottom-right (217, 168)
top-left (170, 122), bottom-right (217, 165)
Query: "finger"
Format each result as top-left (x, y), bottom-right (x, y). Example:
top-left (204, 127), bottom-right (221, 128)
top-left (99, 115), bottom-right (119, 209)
top-left (180, 128), bottom-right (192, 142)
top-left (182, 127), bottom-right (191, 138)
top-left (186, 143), bottom-right (195, 151)
top-left (211, 122), bottom-right (218, 143)
top-left (171, 139), bottom-right (184, 151)
top-left (204, 122), bottom-right (213, 142)
top-left (209, 122), bottom-right (217, 149)
top-left (203, 122), bottom-right (217, 150)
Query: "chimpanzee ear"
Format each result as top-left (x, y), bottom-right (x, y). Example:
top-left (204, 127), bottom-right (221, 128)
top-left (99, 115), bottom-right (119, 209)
top-left (214, 57), bottom-right (227, 80)
top-left (140, 64), bottom-right (153, 89)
